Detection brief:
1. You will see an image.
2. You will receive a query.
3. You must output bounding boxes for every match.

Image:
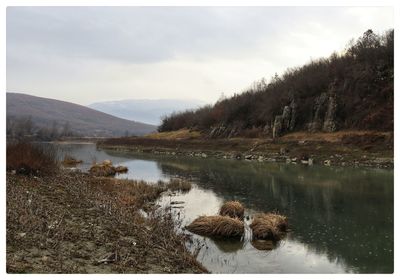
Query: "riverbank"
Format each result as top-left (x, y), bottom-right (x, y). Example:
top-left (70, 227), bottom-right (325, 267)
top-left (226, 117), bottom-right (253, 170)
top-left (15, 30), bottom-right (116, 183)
top-left (98, 130), bottom-right (393, 169)
top-left (6, 170), bottom-right (207, 273)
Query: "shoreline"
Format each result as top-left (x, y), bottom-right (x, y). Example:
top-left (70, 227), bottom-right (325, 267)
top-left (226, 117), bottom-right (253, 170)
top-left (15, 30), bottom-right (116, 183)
top-left (6, 170), bottom-right (207, 273)
top-left (97, 132), bottom-right (393, 169)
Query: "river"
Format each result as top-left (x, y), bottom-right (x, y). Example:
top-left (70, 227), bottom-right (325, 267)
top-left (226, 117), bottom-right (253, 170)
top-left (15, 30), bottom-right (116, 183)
top-left (55, 142), bottom-right (393, 273)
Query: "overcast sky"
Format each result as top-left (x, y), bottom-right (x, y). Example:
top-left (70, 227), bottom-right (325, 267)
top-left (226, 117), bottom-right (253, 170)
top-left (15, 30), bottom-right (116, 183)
top-left (6, 6), bottom-right (393, 105)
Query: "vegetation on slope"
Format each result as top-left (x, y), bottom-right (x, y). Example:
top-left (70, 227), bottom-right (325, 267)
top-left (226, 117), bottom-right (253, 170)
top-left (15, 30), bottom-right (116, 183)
top-left (159, 30), bottom-right (393, 137)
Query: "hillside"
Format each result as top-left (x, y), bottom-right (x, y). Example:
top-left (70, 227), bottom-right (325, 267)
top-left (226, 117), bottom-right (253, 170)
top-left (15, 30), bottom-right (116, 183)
top-left (6, 92), bottom-right (156, 137)
top-left (88, 99), bottom-right (206, 125)
top-left (159, 30), bottom-right (394, 138)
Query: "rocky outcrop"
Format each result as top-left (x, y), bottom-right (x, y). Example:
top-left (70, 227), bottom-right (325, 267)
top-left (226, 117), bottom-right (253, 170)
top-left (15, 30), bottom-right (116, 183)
top-left (209, 125), bottom-right (240, 138)
top-left (272, 98), bottom-right (297, 138)
top-left (307, 82), bottom-right (338, 132)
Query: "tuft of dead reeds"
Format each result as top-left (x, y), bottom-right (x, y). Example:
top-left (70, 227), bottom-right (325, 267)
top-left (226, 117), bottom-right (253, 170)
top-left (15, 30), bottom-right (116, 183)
top-left (89, 161), bottom-right (129, 177)
top-left (186, 215), bottom-right (244, 238)
top-left (62, 155), bottom-right (83, 166)
top-left (219, 201), bottom-right (245, 219)
top-left (6, 141), bottom-right (58, 175)
top-left (251, 239), bottom-right (277, 251)
top-left (250, 213), bottom-right (288, 241)
top-left (89, 160), bottom-right (116, 177)
top-left (115, 166), bottom-right (128, 173)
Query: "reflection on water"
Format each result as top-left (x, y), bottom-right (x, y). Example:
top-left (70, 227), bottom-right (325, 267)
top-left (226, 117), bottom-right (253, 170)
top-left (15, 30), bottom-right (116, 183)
top-left (55, 143), bottom-right (393, 273)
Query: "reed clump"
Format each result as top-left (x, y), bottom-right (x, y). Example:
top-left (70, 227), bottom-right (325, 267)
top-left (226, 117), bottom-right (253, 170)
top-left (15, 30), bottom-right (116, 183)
top-left (89, 160), bottom-right (129, 177)
top-left (186, 215), bottom-right (244, 238)
top-left (219, 201), bottom-right (245, 219)
top-left (89, 160), bottom-right (116, 177)
top-left (62, 155), bottom-right (83, 166)
top-left (115, 165), bottom-right (128, 173)
top-left (6, 141), bottom-right (58, 175)
top-left (250, 213), bottom-right (288, 241)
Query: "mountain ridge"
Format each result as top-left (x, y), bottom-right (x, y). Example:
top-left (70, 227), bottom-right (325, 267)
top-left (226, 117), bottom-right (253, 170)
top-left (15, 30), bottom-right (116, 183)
top-left (6, 92), bottom-right (156, 137)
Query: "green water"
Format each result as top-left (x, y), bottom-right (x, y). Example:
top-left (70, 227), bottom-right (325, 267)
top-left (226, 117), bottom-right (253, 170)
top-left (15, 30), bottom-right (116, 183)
top-left (56, 143), bottom-right (394, 273)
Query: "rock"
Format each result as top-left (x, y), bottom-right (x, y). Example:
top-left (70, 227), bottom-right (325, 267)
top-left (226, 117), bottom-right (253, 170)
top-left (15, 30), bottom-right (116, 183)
top-left (308, 158), bottom-right (314, 165)
top-left (281, 106), bottom-right (291, 129)
top-left (272, 116), bottom-right (283, 138)
top-left (308, 81), bottom-right (338, 132)
top-left (272, 96), bottom-right (298, 138)
top-left (245, 155), bottom-right (252, 160)
top-left (291, 157), bottom-right (297, 162)
top-left (279, 147), bottom-right (288, 155)
top-left (324, 160), bottom-right (331, 166)
top-left (258, 156), bottom-right (264, 162)
top-left (201, 153), bottom-right (207, 158)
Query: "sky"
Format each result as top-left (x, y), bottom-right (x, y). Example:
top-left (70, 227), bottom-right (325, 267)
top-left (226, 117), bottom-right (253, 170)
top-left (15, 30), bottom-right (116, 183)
top-left (6, 6), bottom-right (394, 106)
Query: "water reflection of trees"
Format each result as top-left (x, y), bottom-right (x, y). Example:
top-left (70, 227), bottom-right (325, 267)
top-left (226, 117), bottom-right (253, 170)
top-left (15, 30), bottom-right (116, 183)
top-left (156, 157), bottom-right (393, 273)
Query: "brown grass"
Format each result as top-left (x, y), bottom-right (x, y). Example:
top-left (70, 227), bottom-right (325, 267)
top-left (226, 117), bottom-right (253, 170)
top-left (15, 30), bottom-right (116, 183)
top-left (251, 240), bottom-right (277, 251)
top-left (219, 201), bottom-right (245, 219)
top-left (145, 129), bottom-right (202, 140)
top-left (166, 178), bottom-right (192, 192)
top-left (61, 155), bottom-right (83, 166)
top-left (186, 216), bottom-right (244, 238)
top-left (280, 130), bottom-right (392, 143)
top-left (6, 171), bottom-right (207, 273)
top-left (250, 213), bottom-right (288, 241)
top-left (115, 166), bottom-right (128, 173)
top-left (6, 141), bottom-right (58, 175)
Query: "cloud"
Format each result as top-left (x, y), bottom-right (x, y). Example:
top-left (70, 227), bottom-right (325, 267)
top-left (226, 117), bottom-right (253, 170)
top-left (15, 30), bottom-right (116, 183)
top-left (6, 6), bottom-right (394, 105)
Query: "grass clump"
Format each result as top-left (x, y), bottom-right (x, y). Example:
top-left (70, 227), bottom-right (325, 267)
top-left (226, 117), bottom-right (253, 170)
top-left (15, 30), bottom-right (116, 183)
top-left (250, 213), bottom-right (288, 241)
top-left (186, 215), bottom-right (244, 238)
top-left (219, 201), bottom-right (245, 219)
top-left (115, 166), bottom-right (128, 173)
top-left (61, 155), bottom-right (83, 166)
top-left (6, 141), bottom-right (58, 175)
top-left (89, 160), bottom-right (129, 176)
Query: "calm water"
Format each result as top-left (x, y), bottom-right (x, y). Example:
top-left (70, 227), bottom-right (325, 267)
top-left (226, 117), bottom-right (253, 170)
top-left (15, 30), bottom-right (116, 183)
top-left (56, 142), bottom-right (393, 273)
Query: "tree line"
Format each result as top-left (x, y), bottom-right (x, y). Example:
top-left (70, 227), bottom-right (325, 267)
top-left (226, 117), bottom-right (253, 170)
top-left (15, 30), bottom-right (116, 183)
top-left (158, 29), bottom-right (394, 136)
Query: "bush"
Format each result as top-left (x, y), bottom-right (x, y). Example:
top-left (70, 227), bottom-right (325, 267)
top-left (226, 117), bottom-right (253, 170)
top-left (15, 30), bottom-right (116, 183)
top-left (6, 142), bottom-right (58, 175)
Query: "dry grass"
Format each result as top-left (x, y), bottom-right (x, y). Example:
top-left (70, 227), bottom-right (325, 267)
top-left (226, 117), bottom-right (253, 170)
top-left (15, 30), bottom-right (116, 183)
top-left (186, 216), bottom-right (244, 238)
top-left (280, 130), bottom-right (392, 143)
top-left (6, 171), bottom-right (207, 273)
top-left (61, 155), bottom-right (83, 166)
top-left (166, 178), bottom-right (192, 192)
top-left (250, 213), bottom-right (288, 241)
top-left (219, 201), bottom-right (245, 219)
top-left (89, 164), bottom-right (116, 177)
top-left (89, 161), bottom-right (129, 176)
top-left (6, 141), bottom-right (58, 175)
top-left (251, 240), bottom-right (277, 251)
top-left (115, 166), bottom-right (128, 173)
top-left (145, 129), bottom-right (202, 140)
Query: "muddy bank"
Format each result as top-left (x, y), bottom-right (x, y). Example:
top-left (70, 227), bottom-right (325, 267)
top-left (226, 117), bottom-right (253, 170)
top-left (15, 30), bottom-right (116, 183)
top-left (6, 170), bottom-right (207, 273)
top-left (97, 132), bottom-right (393, 169)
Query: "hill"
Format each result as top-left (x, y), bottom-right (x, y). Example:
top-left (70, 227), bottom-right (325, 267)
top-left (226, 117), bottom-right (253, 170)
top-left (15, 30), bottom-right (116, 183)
top-left (88, 99), bottom-right (206, 125)
top-left (6, 92), bottom-right (156, 138)
top-left (158, 29), bottom-right (394, 138)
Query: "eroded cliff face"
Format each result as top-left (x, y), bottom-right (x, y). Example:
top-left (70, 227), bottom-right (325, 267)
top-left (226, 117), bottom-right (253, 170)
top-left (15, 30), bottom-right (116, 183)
top-left (272, 98), bottom-right (297, 138)
top-left (271, 82), bottom-right (338, 138)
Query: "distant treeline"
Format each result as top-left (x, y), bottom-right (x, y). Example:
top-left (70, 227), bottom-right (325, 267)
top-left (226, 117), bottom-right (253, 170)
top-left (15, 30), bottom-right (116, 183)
top-left (6, 116), bottom-right (76, 141)
top-left (159, 29), bottom-right (394, 136)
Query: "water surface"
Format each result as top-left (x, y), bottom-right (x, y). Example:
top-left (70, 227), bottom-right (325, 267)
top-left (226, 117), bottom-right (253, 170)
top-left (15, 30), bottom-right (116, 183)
top-left (56, 142), bottom-right (393, 273)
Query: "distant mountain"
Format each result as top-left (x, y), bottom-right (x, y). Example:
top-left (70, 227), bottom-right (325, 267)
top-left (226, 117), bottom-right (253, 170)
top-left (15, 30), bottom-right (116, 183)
top-left (6, 92), bottom-right (156, 137)
top-left (88, 99), bottom-right (207, 125)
